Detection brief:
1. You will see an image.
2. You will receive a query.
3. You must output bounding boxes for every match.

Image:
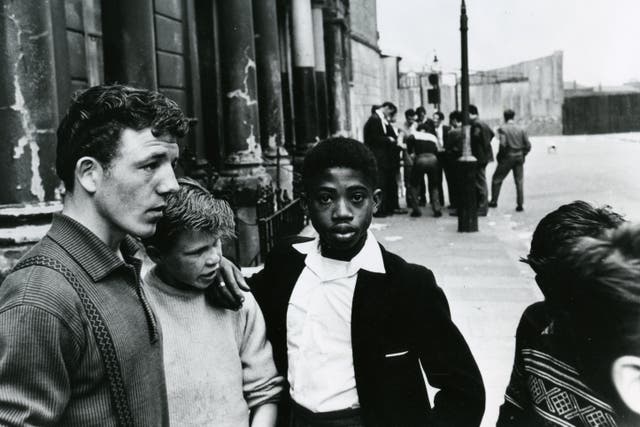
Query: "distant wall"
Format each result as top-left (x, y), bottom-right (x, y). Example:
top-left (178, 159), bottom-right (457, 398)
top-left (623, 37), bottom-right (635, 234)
top-left (469, 51), bottom-right (564, 135)
top-left (563, 93), bottom-right (640, 135)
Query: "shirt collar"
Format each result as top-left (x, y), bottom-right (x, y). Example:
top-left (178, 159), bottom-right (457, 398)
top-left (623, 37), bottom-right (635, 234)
top-left (292, 230), bottom-right (385, 279)
top-left (47, 213), bottom-right (142, 282)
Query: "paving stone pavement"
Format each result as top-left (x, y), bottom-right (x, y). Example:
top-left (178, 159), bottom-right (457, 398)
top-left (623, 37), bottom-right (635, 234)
top-left (369, 132), bottom-right (640, 426)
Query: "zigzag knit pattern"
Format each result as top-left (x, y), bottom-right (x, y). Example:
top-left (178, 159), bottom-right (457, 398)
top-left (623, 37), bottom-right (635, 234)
top-left (13, 256), bottom-right (134, 427)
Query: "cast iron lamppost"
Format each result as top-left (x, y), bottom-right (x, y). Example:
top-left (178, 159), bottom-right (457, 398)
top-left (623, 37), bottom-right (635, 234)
top-left (458, 0), bottom-right (478, 232)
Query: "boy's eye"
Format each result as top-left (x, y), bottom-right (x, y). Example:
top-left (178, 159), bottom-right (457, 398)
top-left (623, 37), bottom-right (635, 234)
top-left (317, 193), bottom-right (333, 204)
top-left (351, 193), bottom-right (365, 203)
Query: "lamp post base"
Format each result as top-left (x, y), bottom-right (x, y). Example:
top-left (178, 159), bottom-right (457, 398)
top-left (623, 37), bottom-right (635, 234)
top-left (457, 157), bottom-right (478, 232)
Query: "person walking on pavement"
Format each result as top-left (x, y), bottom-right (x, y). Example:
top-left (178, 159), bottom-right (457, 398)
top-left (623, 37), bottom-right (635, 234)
top-left (469, 105), bottom-right (494, 216)
top-left (489, 109), bottom-right (531, 212)
top-left (363, 102), bottom-right (401, 217)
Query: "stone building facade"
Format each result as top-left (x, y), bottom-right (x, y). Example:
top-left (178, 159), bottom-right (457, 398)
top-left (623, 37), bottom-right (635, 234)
top-left (0, 0), bottom-right (399, 272)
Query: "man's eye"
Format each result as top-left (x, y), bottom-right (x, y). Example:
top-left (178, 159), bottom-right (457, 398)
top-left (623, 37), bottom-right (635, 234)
top-left (142, 162), bottom-right (159, 171)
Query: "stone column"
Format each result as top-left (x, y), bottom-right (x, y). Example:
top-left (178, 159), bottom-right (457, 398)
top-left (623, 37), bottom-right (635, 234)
top-left (0, 0), bottom-right (69, 273)
top-left (291, 0), bottom-right (319, 152)
top-left (312, 5), bottom-right (329, 139)
top-left (215, 0), bottom-right (271, 266)
top-left (102, 0), bottom-right (157, 88)
top-left (324, 11), bottom-right (351, 136)
top-left (253, 0), bottom-right (292, 196)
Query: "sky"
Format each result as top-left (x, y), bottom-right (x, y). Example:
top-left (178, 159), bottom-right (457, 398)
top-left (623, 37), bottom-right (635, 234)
top-left (377, 0), bottom-right (640, 87)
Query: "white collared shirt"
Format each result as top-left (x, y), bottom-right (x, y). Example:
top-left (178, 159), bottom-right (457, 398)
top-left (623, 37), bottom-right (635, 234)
top-left (435, 123), bottom-right (444, 150)
top-left (287, 231), bottom-right (385, 412)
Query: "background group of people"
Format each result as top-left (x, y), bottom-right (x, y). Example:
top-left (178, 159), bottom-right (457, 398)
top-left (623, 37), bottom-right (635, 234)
top-left (364, 102), bottom-right (532, 218)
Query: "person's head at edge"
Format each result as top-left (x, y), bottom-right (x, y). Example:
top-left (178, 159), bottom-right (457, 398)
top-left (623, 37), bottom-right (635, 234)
top-left (56, 84), bottom-right (193, 249)
top-left (302, 137), bottom-right (381, 262)
top-left (144, 177), bottom-right (236, 292)
top-left (522, 200), bottom-right (625, 316)
top-left (565, 224), bottom-right (640, 425)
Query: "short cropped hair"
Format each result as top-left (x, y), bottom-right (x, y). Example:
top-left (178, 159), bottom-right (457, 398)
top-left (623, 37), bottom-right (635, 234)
top-left (566, 224), bottom-right (640, 396)
top-left (144, 177), bottom-right (235, 252)
top-left (415, 106), bottom-right (426, 116)
top-left (434, 111), bottom-right (445, 121)
top-left (468, 105), bottom-right (479, 115)
top-left (524, 201), bottom-right (625, 276)
top-left (302, 137), bottom-right (378, 193)
top-left (56, 84), bottom-right (193, 192)
top-left (503, 109), bottom-right (516, 121)
top-left (449, 111), bottom-right (462, 123)
top-left (405, 108), bottom-right (416, 119)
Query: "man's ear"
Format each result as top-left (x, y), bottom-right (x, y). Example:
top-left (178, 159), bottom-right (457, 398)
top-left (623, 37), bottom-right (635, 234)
top-left (75, 156), bottom-right (102, 194)
top-left (612, 355), bottom-right (640, 415)
top-left (145, 245), bottom-right (163, 265)
top-left (372, 189), bottom-right (382, 213)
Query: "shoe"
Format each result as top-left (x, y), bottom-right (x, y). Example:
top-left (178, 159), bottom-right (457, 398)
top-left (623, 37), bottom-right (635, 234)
top-left (488, 201), bottom-right (498, 208)
top-left (433, 211), bottom-right (443, 218)
top-left (373, 212), bottom-right (387, 218)
top-left (516, 206), bottom-right (524, 212)
top-left (410, 210), bottom-right (422, 217)
top-left (449, 209), bottom-right (458, 217)
top-left (478, 209), bottom-right (488, 217)
top-left (394, 208), bottom-right (408, 214)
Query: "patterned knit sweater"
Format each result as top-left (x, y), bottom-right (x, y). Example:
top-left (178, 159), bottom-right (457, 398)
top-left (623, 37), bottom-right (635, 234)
top-left (143, 267), bottom-right (283, 427)
top-left (497, 302), bottom-right (618, 427)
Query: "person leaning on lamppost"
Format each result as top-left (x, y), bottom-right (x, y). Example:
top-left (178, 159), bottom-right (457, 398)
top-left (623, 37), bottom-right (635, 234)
top-left (444, 111), bottom-right (464, 214)
top-left (489, 109), bottom-right (531, 212)
top-left (468, 104), bottom-right (495, 216)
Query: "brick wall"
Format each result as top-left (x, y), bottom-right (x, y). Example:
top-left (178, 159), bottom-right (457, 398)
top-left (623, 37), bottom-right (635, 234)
top-left (350, 41), bottom-right (383, 141)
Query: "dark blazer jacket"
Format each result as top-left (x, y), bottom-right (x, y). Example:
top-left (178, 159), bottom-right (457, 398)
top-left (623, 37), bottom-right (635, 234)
top-left (363, 114), bottom-right (397, 170)
top-left (471, 120), bottom-right (495, 165)
top-left (249, 236), bottom-right (486, 427)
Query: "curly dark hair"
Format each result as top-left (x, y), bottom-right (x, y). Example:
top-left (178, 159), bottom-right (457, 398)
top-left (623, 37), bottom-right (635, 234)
top-left (302, 137), bottom-right (378, 193)
top-left (56, 84), bottom-right (194, 192)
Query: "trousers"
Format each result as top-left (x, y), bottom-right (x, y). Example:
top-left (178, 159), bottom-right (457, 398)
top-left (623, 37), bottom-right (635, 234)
top-left (409, 153), bottom-right (442, 214)
top-left (290, 402), bottom-right (364, 427)
top-left (491, 154), bottom-right (524, 207)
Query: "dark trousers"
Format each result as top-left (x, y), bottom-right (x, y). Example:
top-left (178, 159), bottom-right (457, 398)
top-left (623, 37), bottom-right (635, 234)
top-left (403, 151), bottom-right (413, 207)
top-left (377, 167), bottom-right (397, 215)
top-left (409, 153), bottom-right (442, 214)
top-left (491, 155), bottom-right (524, 207)
top-left (290, 402), bottom-right (364, 427)
top-left (476, 163), bottom-right (489, 212)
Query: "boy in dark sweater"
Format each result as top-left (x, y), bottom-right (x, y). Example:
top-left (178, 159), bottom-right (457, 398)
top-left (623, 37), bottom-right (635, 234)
top-left (247, 137), bottom-right (484, 426)
top-left (497, 201), bottom-right (625, 426)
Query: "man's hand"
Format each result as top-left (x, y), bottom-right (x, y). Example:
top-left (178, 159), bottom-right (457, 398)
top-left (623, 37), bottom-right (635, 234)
top-left (210, 257), bottom-right (251, 310)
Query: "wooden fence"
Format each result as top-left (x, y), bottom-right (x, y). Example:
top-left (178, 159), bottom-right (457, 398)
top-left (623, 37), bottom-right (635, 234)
top-left (563, 93), bottom-right (640, 135)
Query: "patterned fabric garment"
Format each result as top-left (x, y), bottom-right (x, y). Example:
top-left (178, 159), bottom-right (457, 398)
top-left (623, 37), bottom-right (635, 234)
top-left (497, 302), bottom-right (617, 427)
top-left (517, 349), bottom-right (616, 426)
